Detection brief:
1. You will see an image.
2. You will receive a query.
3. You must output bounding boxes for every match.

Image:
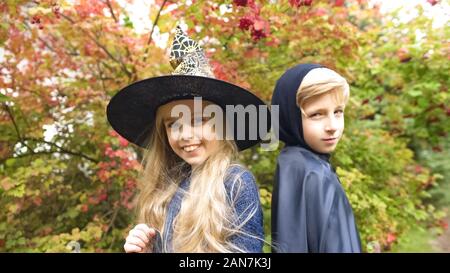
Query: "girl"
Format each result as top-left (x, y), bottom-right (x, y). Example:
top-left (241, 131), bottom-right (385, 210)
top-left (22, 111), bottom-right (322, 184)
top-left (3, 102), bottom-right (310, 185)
top-left (107, 27), bottom-right (270, 253)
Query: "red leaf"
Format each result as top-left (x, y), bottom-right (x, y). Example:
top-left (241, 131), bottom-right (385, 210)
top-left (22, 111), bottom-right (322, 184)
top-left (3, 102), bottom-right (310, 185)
top-left (397, 47), bottom-right (411, 63)
top-left (119, 137), bottom-right (128, 147)
top-left (253, 19), bottom-right (265, 31)
top-left (81, 204), bottom-right (89, 212)
top-left (233, 0), bottom-right (248, 7)
top-left (427, 0), bottom-right (439, 6)
top-left (315, 8), bottom-right (328, 17)
top-left (239, 16), bottom-right (254, 30)
top-left (99, 193), bottom-right (108, 202)
top-left (335, 0), bottom-right (345, 7)
top-left (289, 0), bottom-right (313, 7)
top-left (415, 165), bottom-right (423, 174)
top-left (251, 29), bottom-right (266, 41)
top-left (33, 196), bottom-right (43, 206)
top-left (386, 233), bottom-right (396, 244)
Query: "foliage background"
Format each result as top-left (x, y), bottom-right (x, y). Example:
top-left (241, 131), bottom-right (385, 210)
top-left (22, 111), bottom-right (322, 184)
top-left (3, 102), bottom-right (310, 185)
top-left (0, 0), bottom-right (448, 252)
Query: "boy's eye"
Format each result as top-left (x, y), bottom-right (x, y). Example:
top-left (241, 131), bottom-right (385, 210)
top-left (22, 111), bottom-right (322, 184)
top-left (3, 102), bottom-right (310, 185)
top-left (335, 109), bottom-right (344, 115)
top-left (309, 113), bottom-right (322, 118)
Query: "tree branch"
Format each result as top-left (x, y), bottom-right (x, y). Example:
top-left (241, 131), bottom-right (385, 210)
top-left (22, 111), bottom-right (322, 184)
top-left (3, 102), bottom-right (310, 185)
top-left (3, 99), bottom-right (99, 164)
top-left (3, 103), bottom-right (23, 142)
top-left (22, 137), bottom-right (99, 163)
top-left (105, 206), bottom-right (121, 249)
top-left (23, 22), bottom-right (79, 56)
top-left (142, 0), bottom-right (168, 63)
top-left (5, 150), bottom-right (98, 163)
top-left (96, 62), bottom-right (107, 93)
top-left (105, 0), bottom-right (118, 23)
top-left (106, 206), bottom-right (120, 234)
top-left (59, 13), bottom-right (133, 79)
top-left (3, 103), bottom-right (35, 155)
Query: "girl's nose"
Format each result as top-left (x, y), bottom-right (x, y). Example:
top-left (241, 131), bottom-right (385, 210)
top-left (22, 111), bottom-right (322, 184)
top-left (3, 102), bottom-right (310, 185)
top-left (180, 124), bottom-right (195, 140)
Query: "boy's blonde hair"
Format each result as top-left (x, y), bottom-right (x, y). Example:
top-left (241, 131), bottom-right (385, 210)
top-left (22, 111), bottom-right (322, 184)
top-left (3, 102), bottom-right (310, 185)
top-left (296, 68), bottom-right (350, 114)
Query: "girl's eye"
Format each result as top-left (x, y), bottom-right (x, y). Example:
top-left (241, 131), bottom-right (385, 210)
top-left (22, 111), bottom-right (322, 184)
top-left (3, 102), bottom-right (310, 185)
top-left (193, 117), bottom-right (210, 125)
top-left (335, 110), bottom-right (344, 115)
top-left (310, 113), bottom-right (322, 118)
top-left (168, 121), bottom-right (181, 130)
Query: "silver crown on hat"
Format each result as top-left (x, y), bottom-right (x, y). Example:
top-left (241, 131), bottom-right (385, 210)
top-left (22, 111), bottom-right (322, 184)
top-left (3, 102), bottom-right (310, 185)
top-left (169, 26), bottom-right (215, 78)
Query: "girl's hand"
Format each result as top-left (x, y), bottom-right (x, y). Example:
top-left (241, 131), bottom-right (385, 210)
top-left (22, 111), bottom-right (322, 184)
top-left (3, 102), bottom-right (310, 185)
top-left (124, 223), bottom-right (156, 253)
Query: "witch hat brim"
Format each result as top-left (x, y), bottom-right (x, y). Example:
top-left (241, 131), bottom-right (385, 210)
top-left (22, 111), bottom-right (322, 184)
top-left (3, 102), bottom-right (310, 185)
top-left (106, 26), bottom-right (271, 151)
top-left (106, 75), bottom-right (271, 151)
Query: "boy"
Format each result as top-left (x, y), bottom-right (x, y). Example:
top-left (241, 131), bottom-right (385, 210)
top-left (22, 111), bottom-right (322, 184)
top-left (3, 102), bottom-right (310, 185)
top-left (271, 64), bottom-right (361, 253)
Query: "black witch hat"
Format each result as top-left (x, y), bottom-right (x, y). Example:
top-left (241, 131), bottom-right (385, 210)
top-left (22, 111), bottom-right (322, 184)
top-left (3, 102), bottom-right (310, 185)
top-left (107, 26), bottom-right (270, 151)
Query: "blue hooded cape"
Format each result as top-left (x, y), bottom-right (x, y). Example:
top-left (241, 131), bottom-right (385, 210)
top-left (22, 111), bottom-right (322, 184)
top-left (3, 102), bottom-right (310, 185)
top-left (271, 64), bottom-right (361, 253)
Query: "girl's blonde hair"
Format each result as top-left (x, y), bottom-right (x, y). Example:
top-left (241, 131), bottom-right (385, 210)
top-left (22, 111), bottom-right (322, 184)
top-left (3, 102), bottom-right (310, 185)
top-left (296, 68), bottom-right (350, 114)
top-left (136, 105), bottom-right (261, 252)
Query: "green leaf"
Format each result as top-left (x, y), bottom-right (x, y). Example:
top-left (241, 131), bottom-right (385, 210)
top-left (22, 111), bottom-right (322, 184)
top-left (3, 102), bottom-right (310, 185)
top-left (0, 93), bottom-right (9, 102)
top-left (123, 16), bottom-right (133, 29)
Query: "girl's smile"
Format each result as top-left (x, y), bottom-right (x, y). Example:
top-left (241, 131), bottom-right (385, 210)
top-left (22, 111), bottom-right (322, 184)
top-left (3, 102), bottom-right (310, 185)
top-left (157, 99), bottom-right (220, 167)
top-left (181, 143), bottom-right (201, 153)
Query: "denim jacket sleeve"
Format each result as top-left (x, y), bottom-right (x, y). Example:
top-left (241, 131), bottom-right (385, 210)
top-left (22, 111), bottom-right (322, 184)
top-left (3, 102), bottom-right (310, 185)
top-left (225, 167), bottom-right (265, 253)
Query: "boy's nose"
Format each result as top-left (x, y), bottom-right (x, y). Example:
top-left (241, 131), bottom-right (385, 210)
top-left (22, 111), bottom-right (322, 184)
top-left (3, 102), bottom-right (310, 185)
top-left (325, 116), bottom-right (338, 132)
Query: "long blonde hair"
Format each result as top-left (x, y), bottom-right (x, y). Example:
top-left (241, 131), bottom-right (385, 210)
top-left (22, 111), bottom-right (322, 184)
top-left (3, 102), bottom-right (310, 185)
top-left (136, 107), bottom-right (259, 252)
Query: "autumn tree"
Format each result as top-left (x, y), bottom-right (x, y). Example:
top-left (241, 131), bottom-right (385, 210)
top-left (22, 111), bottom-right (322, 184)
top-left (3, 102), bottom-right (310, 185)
top-left (1, 0), bottom-right (447, 252)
